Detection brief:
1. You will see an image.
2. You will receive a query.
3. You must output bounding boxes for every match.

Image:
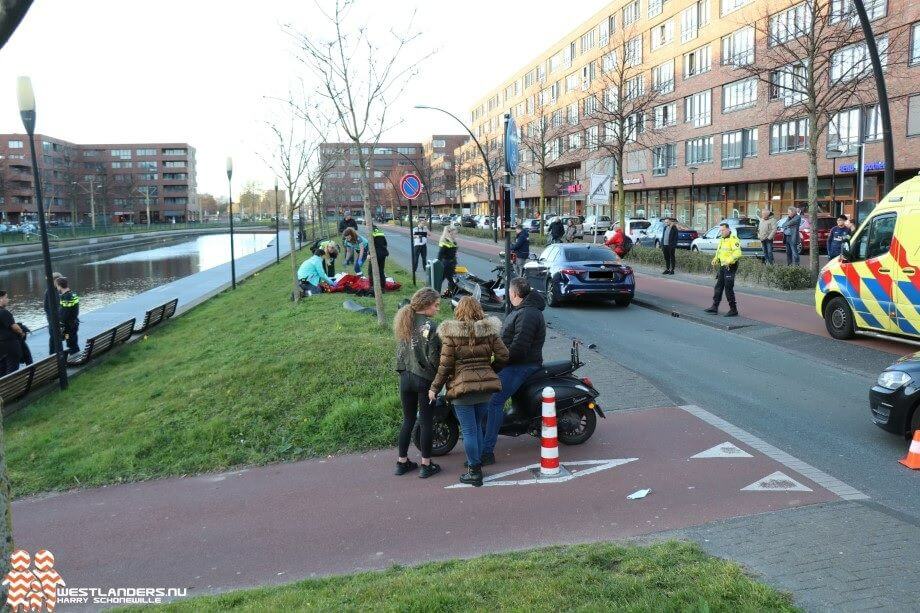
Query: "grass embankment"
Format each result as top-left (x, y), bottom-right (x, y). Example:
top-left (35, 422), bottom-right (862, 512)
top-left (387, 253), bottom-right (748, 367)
top-left (137, 542), bottom-right (796, 612)
top-left (6, 252), bottom-right (417, 497)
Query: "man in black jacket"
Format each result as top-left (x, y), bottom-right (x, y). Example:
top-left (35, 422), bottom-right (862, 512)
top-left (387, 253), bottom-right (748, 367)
top-left (548, 217), bottom-right (564, 244)
top-left (481, 277), bottom-right (545, 465)
top-left (338, 211), bottom-right (359, 264)
top-left (662, 218), bottom-right (678, 275)
top-left (56, 276), bottom-right (80, 356)
top-left (42, 271), bottom-right (62, 354)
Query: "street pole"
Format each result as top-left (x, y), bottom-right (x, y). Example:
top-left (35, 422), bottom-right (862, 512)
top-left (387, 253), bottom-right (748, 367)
top-left (144, 187), bottom-right (150, 230)
top-left (688, 166), bottom-right (698, 220)
top-left (226, 157), bottom-right (236, 290)
top-left (274, 180), bottom-right (280, 264)
top-left (407, 195), bottom-right (416, 286)
top-left (856, 143), bottom-right (866, 221)
top-left (502, 113), bottom-right (513, 314)
top-left (17, 76), bottom-right (68, 390)
top-left (89, 182), bottom-right (96, 230)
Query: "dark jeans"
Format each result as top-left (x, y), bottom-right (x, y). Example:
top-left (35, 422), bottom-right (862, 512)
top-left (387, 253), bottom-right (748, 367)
top-left (62, 326), bottom-right (79, 355)
top-left (662, 246), bottom-right (676, 272)
top-left (712, 264), bottom-right (738, 308)
top-left (785, 235), bottom-right (800, 265)
top-left (483, 364), bottom-right (540, 455)
top-left (441, 258), bottom-right (457, 294)
top-left (454, 401), bottom-right (488, 467)
top-left (398, 372), bottom-right (433, 459)
top-left (412, 244), bottom-right (428, 273)
top-left (0, 341), bottom-right (21, 375)
top-left (299, 280), bottom-right (322, 295)
top-left (323, 256), bottom-right (336, 277)
top-left (375, 255), bottom-right (387, 290)
top-left (761, 239), bottom-right (774, 264)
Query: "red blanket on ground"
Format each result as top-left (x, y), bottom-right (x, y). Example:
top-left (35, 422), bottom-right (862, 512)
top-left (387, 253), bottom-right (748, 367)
top-left (323, 274), bottom-right (401, 293)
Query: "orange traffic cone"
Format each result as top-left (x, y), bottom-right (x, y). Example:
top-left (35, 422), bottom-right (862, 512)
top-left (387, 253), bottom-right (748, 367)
top-left (899, 430), bottom-right (920, 469)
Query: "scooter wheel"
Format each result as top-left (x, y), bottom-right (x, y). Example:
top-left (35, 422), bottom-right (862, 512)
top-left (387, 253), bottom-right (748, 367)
top-left (557, 405), bottom-right (597, 445)
top-left (413, 418), bottom-right (459, 457)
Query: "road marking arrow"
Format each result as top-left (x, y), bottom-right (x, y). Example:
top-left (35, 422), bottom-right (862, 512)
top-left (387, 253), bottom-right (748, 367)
top-left (690, 441), bottom-right (753, 459)
top-left (741, 471), bottom-right (813, 492)
top-left (445, 458), bottom-right (638, 489)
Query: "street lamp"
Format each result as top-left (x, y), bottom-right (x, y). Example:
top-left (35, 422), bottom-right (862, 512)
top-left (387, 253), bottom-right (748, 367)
top-left (226, 157), bottom-right (236, 290)
top-left (17, 76), bottom-right (68, 389)
top-left (687, 165), bottom-right (698, 216)
top-left (414, 104), bottom-right (498, 242)
top-left (274, 180), bottom-right (280, 264)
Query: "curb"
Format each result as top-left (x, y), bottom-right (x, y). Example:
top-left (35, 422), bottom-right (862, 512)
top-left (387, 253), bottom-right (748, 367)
top-left (631, 295), bottom-right (757, 331)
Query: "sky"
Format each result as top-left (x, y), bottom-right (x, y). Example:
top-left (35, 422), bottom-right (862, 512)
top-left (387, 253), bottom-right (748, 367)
top-left (0, 0), bottom-right (602, 195)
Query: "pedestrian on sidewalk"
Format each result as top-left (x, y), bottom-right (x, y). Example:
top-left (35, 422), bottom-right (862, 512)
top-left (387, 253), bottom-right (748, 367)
top-left (339, 211), bottom-right (359, 265)
top-left (827, 214), bottom-right (851, 260)
top-left (394, 288), bottom-right (442, 479)
top-left (757, 209), bottom-right (778, 264)
top-left (705, 223), bottom-right (742, 317)
top-left (371, 226), bottom-right (389, 290)
top-left (510, 223), bottom-right (530, 278)
top-left (411, 219), bottom-right (429, 274)
top-left (0, 291), bottom-right (25, 375)
top-left (437, 224), bottom-right (460, 296)
top-left (482, 278), bottom-right (545, 465)
top-left (56, 277), bottom-right (80, 357)
top-left (429, 296), bottom-right (509, 487)
top-left (297, 248), bottom-right (334, 295)
top-left (42, 271), bottom-right (62, 355)
top-left (548, 217), bottom-right (564, 244)
top-left (783, 207), bottom-right (802, 266)
top-left (662, 218), bottom-right (678, 275)
top-left (341, 228), bottom-right (369, 274)
top-left (564, 218), bottom-right (577, 243)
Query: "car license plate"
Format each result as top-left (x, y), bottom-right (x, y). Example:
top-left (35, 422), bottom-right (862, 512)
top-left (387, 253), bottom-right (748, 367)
top-left (747, 241), bottom-right (760, 248)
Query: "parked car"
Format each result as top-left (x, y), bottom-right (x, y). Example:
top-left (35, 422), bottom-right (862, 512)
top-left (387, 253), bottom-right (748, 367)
top-left (605, 218), bottom-right (653, 244)
top-left (18, 223), bottom-right (37, 234)
top-left (870, 353), bottom-right (920, 439)
top-left (521, 218), bottom-right (541, 233)
top-left (637, 219), bottom-right (700, 249)
top-left (773, 214), bottom-right (834, 255)
top-left (476, 215), bottom-right (495, 229)
top-left (690, 224), bottom-right (762, 256)
top-left (524, 243), bottom-right (635, 307)
top-left (583, 215), bottom-right (612, 235)
top-left (548, 215), bottom-right (584, 240)
top-left (461, 215), bottom-right (478, 228)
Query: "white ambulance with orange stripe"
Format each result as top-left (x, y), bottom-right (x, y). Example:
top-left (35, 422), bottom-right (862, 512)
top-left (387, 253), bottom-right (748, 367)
top-left (817, 176), bottom-right (920, 342)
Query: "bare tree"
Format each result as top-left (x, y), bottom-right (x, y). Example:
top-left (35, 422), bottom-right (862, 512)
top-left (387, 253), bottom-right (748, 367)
top-left (288, 0), bottom-right (431, 326)
top-left (737, 0), bottom-right (907, 275)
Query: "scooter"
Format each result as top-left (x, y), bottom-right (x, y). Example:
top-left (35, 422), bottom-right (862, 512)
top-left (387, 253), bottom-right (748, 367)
top-left (449, 252), bottom-right (516, 313)
top-left (414, 340), bottom-right (604, 456)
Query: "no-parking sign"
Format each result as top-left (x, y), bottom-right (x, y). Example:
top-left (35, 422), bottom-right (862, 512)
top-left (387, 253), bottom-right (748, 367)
top-left (400, 173), bottom-right (422, 200)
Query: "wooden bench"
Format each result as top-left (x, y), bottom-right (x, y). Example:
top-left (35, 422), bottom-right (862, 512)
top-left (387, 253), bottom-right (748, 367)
top-left (66, 318), bottom-right (136, 367)
top-left (0, 355), bottom-right (61, 415)
top-left (133, 298), bottom-right (179, 335)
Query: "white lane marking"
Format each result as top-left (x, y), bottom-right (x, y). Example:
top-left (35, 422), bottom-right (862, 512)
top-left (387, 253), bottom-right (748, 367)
top-left (679, 404), bottom-right (868, 500)
top-left (690, 441), bottom-right (753, 459)
top-left (741, 471), bottom-right (813, 492)
top-left (445, 458), bottom-right (638, 489)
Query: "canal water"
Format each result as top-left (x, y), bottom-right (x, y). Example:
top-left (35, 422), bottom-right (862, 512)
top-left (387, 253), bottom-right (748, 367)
top-left (0, 233), bottom-right (274, 330)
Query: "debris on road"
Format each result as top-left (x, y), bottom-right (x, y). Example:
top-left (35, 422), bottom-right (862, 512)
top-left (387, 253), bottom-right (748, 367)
top-left (627, 488), bottom-right (651, 500)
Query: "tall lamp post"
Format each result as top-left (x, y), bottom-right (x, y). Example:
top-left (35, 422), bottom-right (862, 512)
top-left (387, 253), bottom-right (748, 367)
top-left (18, 76), bottom-right (67, 390)
top-left (226, 157), bottom-right (236, 290)
top-left (414, 105), bottom-right (498, 242)
top-left (274, 180), bottom-right (280, 264)
top-left (688, 165), bottom-right (698, 219)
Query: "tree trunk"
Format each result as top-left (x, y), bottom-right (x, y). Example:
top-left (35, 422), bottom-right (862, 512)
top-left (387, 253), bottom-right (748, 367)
top-left (807, 121), bottom-right (820, 278)
top-left (538, 173), bottom-right (546, 235)
top-left (288, 189), bottom-right (299, 303)
top-left (616, 155), bottom-right (626, 231)
top-left (357, 152), bottom-right (387, 327)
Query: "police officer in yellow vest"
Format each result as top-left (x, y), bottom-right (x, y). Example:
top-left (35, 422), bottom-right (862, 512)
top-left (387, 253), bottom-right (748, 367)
top-left (705, 222), bottom-right (743, 317)
top-left (56, 276), bottom-right (81, 355)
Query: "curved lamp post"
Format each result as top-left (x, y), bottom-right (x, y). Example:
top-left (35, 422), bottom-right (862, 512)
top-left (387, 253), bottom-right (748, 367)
top-left (414, 105), bottom-right (498, 242)
top-left (17, 76), bottom-right (67, 389)
top-left (226, 157), bottom-right (236, 290)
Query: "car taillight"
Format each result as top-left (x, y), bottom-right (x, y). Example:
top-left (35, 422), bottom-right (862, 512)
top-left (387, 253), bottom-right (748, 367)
top-left (561, 268), bottom-right (584, 276)
top-left (582, 377), bottom-right (594, 388)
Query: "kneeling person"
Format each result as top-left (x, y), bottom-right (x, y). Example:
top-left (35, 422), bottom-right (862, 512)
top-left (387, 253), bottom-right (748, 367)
top-left (482, 277), bottom-right (546, 465)
top-left (297, 249), bottom-right (334, 295)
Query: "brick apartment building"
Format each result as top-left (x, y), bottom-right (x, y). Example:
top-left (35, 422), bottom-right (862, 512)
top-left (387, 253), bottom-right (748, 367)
top-left (0, 134), bottom-right (198, 224)
top-left (456, 0), bottom-right (920, 230)
top-left (321, 135), bottom-right (468, 218)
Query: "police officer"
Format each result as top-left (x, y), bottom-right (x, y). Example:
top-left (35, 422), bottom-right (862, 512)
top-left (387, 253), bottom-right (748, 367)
top-left (437, 224), bottom-right (460, 296)
top-left (56, 277), bottom-right (80, 356)
top-left (705, 222), bottom-right (742, 317)
top-left (411, 219), bottom-right (429, 274)
top-left (371, 225), bottom-right (389, 291)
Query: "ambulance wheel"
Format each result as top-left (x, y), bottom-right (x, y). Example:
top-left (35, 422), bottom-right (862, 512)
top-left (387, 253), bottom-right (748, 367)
top-left (824, 296), bottom-right (855, 340)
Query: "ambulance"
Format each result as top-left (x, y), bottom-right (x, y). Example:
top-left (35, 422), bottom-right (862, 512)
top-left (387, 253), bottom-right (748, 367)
top-left (816, 175), bottom-right (920, 342)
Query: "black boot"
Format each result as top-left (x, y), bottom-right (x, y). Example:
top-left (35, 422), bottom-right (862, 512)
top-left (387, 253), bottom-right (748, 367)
top-left (460, 464), bottom-right (483, 487)
top-left (725, 305), bottom-right (739, 317)
top-left (704, 304), bottom-right (719, 313)
top-left (480, 452), bottom-right (495, 466)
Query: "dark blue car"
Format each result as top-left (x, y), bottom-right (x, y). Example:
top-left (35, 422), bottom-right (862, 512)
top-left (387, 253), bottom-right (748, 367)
top-left (524, 243), bottom-right (635, 307)
top-left (637, 219), bottom-right (700, 249)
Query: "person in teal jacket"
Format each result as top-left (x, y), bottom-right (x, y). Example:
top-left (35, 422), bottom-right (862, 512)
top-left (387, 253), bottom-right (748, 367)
top-left (297, 249), bottom-right (334, 294)
top-left (342, 228), bottom-right (369, 273)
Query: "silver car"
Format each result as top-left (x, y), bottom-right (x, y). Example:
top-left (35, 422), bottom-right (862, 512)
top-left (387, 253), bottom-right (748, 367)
top-left (690, 225), bottom-right (763, 257)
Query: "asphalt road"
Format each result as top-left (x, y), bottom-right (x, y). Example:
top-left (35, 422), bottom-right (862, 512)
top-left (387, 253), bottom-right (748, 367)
top-left (382, 229), bottom-right (920, 522)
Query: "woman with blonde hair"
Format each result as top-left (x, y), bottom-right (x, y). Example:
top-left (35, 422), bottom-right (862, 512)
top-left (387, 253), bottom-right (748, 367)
top-left (429, 296), bottom-right (509, 487)
top-left (437, 223), bottom-right (460, 296)
top-left (394, 287), bottom-right (442, 478)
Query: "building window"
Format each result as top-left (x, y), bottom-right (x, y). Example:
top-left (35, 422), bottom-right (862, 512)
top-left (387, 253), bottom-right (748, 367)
top-left (908, 95), bottom-right (920, 136)
top-left (567, 102), bottom-right (579, 125)
top-left (721, 26), bottom-right (755, 66)
top-left (137, 173), bottom-right (158, 181)
top-left (625, 35), bottom-right (643, 67)
top-left (580, 28), bottom-right (595, 52)
top-left (584, 95), bottom-right (599, 116)
top-left (831, 0), bottom-right (886, 24)
top-left (684, 90), bottom-right (712, 127)
top-left (137, 161), bottom-right (157, 170)
top-left (602, 50), bottom-right (618, 72)
top-left (686, 136), bottom-right (713, 164)
top-left (373, 182), bottom-right (386, 190)
top-left (722, 78), bottom-right (757, 112)
top-left (110, 149), bottom-right (131, 159)
top-left (681, 0), bottom-right (709, 43)
top-left (162, 148), bottom-right (187, 156)
top-left (624, 75), bottom-right (645, 101)
top-left (769, 2), bottom-right (811, 46)
top-left (8, 140), bottom-right (22, 149)
top-left (599, 17), bottom-right (611, 46)
top-left (864, 104), bottom-right (882, 141)
top-left (111, 161), bottom-right (133, 169)
top-left (568, 132), bottom-right (582, 150)
top-left (652, 143), bottom-right (677, 175)
top-left (721, 0), bottom-right (753, 17)
top-left (770, 118), bottom-right (809, 153)
top-left (587, 125), bottom-right (599, 151)
top-left (651, 19), bottom-right (674, 50)
top-left (627, 149), bottom-right (647, 172)
top-left (625, 112), bottom-right (645, 142)
top-left (721, 128), bottom-right (758, 168)
top-left (135, 148), bottom-right (156, 156)
top-left (683, 44), bottom-right (711, 78)
top-left (432, 139), bottom-right (447, 148)
top-left (652, 60), bottom-right (675, 94)
top-left (831, 36), bottom-right (888, 83)
top-left (623, 0), bottom-right (640, 26)
top-left (163, 160), bottom-right (187, 168)
top-left (770, 62), bottom-right (808, 105)
top-left (912, 22), bottom-right (920, 66)
top-left (653, 102), bottom-right (678, 128)
top-left (648, 0), bottom-right (665, 18)
top-left (566, 72), bottom-right (580, 92)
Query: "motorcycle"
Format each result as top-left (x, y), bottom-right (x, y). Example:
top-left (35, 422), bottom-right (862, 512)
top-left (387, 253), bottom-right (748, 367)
top-left (449, 252), bottom-right (516, 313)
top-left (414, 340), bottom-right (604, 456)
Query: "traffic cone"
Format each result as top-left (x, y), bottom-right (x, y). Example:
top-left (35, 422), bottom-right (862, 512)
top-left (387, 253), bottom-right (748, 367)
top-left (540, 387), bottom-right (560, 476)
top-left (900, 430), bottom-right (920, 469)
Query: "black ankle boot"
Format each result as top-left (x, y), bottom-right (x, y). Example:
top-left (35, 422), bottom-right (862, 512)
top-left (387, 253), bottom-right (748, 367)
top-left (460, 465), bottom-right (483, 487)
top-left (704, 304), bottom-right (719, 313)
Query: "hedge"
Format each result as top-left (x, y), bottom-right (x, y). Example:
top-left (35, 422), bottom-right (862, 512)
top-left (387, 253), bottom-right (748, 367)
top-left (625, 245), bottom-right (815, 291)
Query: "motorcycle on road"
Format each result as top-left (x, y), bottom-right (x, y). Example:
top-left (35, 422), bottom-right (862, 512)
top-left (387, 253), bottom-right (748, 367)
top-left (414, 340), bottom-right (604, 456)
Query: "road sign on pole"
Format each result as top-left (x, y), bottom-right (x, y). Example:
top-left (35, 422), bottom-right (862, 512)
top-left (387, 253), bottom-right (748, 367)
top-left (400, 173), bottom-right (422, 200)
top-left (504, 116), bottom-right (519, 176)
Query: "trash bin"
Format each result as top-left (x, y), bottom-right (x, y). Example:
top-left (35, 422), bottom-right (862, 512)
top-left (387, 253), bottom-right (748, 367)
top-left (428, 259), bottom-right (443, 291)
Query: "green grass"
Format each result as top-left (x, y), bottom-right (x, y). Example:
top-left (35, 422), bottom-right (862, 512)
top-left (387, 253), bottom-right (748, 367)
top-left (5, 252), bottom-right (420, 497)
top-left (134, 542), bottom-right (797, 612)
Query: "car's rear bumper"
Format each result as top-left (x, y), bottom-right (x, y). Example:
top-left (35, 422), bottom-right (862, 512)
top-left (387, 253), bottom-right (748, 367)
top-left (560, 279), bottom-right (635, 299)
